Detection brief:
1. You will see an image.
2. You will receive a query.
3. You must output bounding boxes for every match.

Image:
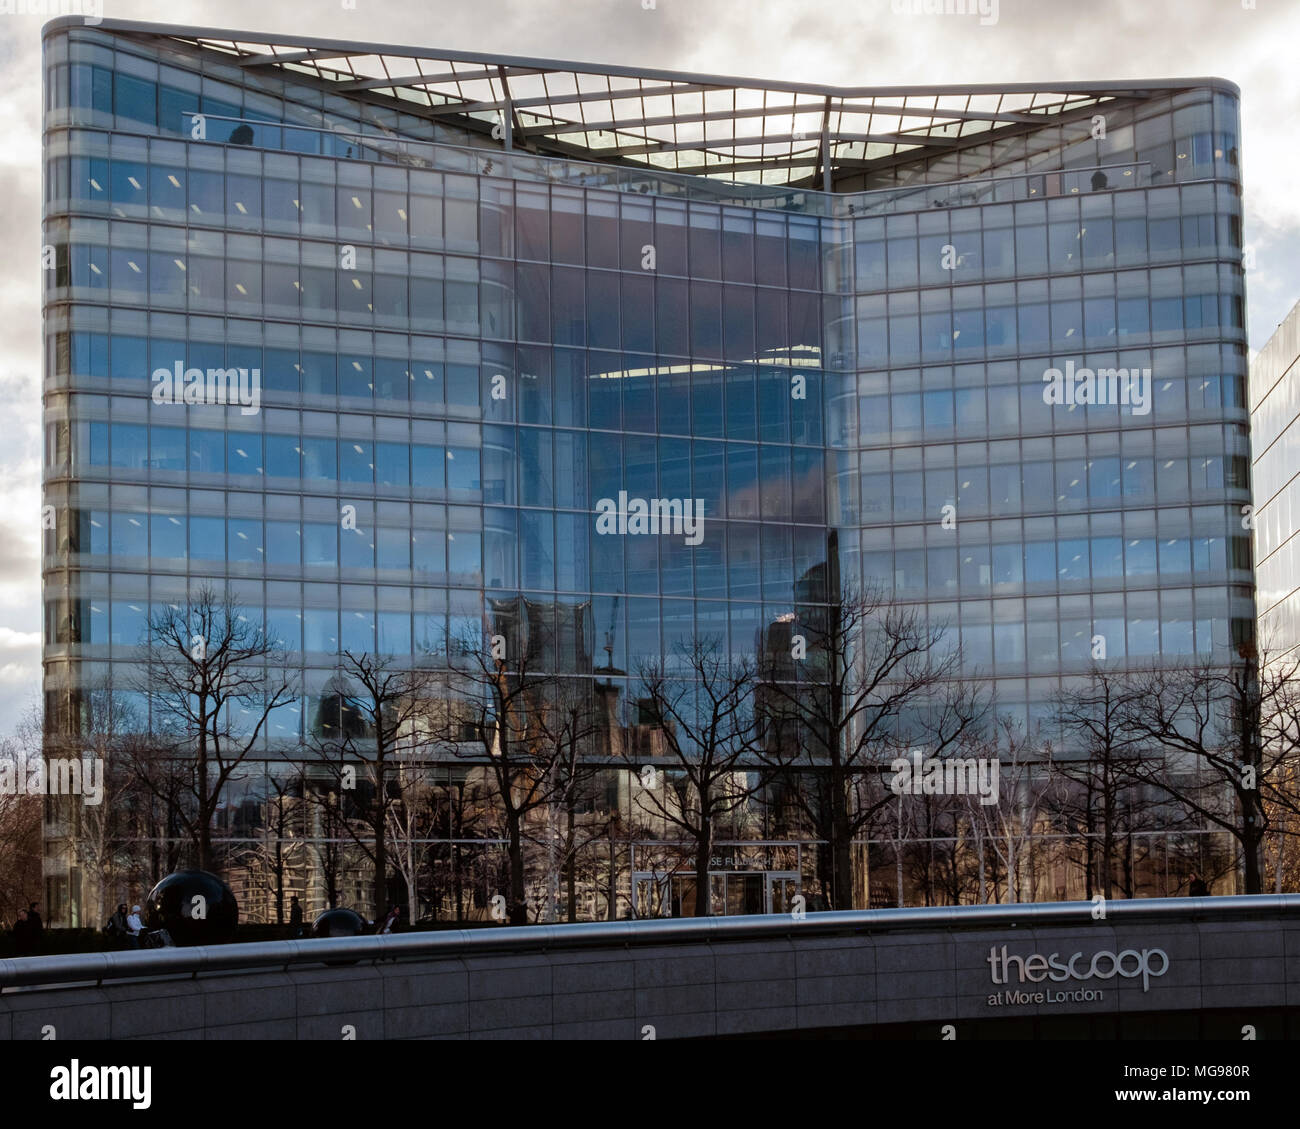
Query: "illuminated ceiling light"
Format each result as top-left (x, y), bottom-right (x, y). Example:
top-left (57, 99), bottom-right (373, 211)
top-left (167, 174), bottom-right (181, 188)
top-left (173, 259), bottom-right (186, 271)
top-left (127, 176), bottom-right (142, 189)
top-left (89, 178), bottom-right (102, 191)
top-left (235, 283), bottom-right (248, 294)
top-left (127, 260), bottom-right (141, 272)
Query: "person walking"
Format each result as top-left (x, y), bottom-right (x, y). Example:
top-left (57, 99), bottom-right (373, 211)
top-left (1188, 871), bottom-right (1210, 897)
top-left (377, 905), bottom-right (402, 935)
top-left (104, 903), bottom-right (130, 948)
top-left (24, 903), bottom-right (43, 953)
top-left (289, 895), bottom-right (304, 939)
top-left (12, 909), bottom-right (35, 956)
top-left (125, 905), bottom-right (144, 948)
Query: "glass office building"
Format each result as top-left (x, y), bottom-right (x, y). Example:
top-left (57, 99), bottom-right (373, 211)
top-left (41, 18), bottom-right (1255, 924)
top-left (1251, 300), bottom-right (1300, 659)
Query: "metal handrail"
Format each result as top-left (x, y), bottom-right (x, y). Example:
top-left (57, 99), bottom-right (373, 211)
top-left (3, 894), bottom-right (1296, 992)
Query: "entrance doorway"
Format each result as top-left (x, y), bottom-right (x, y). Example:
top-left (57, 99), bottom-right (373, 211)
top-left (632, 870), bottom-right (800, 917)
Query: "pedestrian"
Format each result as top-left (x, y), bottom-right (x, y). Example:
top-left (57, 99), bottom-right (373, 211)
top-left (1188, 871), bottom-right (1210, 897)
top-left (12, 909), bottom-right (35, 956)
top-left (126, 904), bottom-right (144, 947)
top-left (289, 895), bottom-right (304, 938)
top-left (24, 903), bottom-right (42, 953)
top-left (104, 903), bottom-right (130, 947)
top-left (377, 905), bottom-right (402, 935)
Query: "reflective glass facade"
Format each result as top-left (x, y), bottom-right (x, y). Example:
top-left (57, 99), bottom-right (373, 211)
top-left (41, 21), bottom-right (1254, 924)
top-left (1251, 300), bottom-right (1300, 657)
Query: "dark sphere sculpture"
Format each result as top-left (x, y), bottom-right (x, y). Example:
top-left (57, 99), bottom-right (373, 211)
top-left (311, 908), bottom-right (368, 938)
top-left (143, 870), bottom-right (239, 947)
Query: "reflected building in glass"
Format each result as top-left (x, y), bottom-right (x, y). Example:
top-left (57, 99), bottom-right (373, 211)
top-left (41, 18), bottom-right (1255, 924)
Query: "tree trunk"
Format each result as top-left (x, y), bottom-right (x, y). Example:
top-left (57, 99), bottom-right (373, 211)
top-left (1101, 765), bottom-right (1115, 900)
top-left (373, 756), bottom-right (387, 919)
top-left (565, 801), bottom-right (577, 922)
top-left (1243, 819), bottom-right (1262, 895)
top-left (453, 842), bottom-right (463, 922)
top-left (829, 767), bottom-right (854, 910)
top-left (693, 791), bottom-right (713, 917)
top-left (274, 829), bottom-right (285, 925)
top-left (507, 807), bottom-right (527, 925)
top-left (197, 723), bottom-right (213, 873)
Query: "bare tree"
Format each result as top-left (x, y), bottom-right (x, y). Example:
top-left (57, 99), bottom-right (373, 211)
top-left (1122, 650), bottom-right (1280, 894)
top-left (633, 636), bottom-right (761, 917)
top-left (385, 760), bottom-right (433, 924)
top-left (311, 651), bottom-right (439, 918)
top-left (228, 766), bottom-right (309, 926)
top-left (963, 720), bottom-right (1059, 904)
top-left (41, 683), bottom-right (150, 924)
top-left (425, 614), bottom-right (592, 926)
top-left (0, 736), bottom-right (42, 927)
top-left (523, 677), bottom-right (611, 923)
top-left (137, 585), bottom-right (297, 875)
top-left (755, 582), bottom-right (983, 909)
top-left (1052, 668), bottom-right (1159, 899)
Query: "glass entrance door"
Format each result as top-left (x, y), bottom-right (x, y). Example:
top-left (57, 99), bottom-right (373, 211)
top-left (766, 873), bottom-right (801, 915)
top-left (633, 873), bottom-right (669, 918)
top-left (725, 873), bottom-right (765, 916)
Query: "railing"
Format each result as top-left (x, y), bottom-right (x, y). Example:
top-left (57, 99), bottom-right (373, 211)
top-left (3, 894), bottom-right (1296, 991)
top-left (186, 113), bottom-right (1159, 220)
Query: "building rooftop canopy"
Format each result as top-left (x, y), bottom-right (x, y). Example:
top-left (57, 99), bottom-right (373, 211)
top-left (50, 18), bottom-right (1237, 190)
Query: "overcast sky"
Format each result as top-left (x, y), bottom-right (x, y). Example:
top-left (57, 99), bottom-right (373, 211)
top-left (0, 0), bottom-right (1295, 732)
